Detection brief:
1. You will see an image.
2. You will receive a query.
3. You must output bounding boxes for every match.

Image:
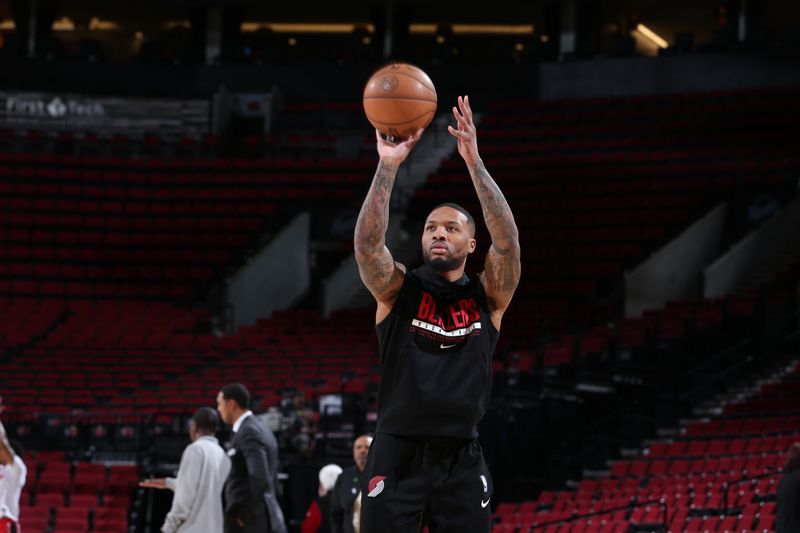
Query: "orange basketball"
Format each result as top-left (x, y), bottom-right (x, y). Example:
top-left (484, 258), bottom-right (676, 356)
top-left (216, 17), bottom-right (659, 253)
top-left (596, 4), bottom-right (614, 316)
top-left (363, 63), bottom-right (437, 140)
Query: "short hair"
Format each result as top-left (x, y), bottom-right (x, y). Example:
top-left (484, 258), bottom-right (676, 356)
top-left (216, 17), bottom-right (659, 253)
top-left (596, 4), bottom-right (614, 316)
top-left (318, 463), bottom-right (343, 492)
top-left (784, 442), bottom-right (800, 474)
top-left (430, 202), bottom-right (475, 235)
top-left (192, 407), bottom-right (219, 435)
top-left (353, 434), bottom-right (373, 450)
top-left (221, 383), bottom-right (251, 410)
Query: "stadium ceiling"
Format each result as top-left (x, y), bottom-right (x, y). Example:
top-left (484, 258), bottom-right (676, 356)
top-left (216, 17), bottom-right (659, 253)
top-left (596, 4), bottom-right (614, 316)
top-left (3, 0), bottom-right (797, 41)
top-left (25, 0), bottom-right (540, 25)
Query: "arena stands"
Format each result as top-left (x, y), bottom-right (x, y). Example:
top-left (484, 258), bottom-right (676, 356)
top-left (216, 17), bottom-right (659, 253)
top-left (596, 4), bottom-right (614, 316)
top-left (490, 356), bottom-right (799, 532)
top-left (1, 85), bottom-right (798, 531)
top-left (413, 87), bottom-right (799, 352)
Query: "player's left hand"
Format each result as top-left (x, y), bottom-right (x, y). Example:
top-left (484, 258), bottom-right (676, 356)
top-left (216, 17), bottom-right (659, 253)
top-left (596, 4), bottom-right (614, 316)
top-left (448, 95), bottom-right (480, 166)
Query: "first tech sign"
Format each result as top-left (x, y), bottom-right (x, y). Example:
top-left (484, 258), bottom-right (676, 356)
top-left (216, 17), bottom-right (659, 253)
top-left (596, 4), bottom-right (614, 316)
top-left (2, 92), bottom-right (105, 127)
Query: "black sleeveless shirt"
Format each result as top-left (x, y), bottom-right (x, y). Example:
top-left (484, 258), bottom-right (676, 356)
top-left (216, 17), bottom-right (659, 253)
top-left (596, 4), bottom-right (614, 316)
top-left (374, 265), bottom-right (499, 438)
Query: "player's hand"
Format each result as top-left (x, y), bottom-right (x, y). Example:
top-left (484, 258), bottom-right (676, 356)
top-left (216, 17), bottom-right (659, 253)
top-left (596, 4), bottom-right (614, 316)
top-left (376, 128), bottom-right (423, 166)
top-left (139, 478), bottom-right (168, 489)
top-left (448, 95), bottom-right (480, 166)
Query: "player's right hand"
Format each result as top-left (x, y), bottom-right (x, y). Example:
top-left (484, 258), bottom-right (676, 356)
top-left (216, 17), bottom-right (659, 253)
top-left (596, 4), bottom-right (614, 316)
top-left (376, 128), bottom-right (424, 165)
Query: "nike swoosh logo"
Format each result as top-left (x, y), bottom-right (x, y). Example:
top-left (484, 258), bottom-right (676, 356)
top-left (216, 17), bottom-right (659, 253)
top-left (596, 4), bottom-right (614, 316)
top-left (481, 498), bottom-right (491, 508)
top-left (440, 343), bottom-right (457, 349)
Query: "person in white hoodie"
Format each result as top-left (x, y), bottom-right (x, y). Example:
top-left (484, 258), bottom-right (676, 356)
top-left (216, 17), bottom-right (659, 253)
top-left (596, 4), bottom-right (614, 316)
top-left (0, 411), bottom-right (26, 533)
top-left (141, 407), bottom-right (231, 533)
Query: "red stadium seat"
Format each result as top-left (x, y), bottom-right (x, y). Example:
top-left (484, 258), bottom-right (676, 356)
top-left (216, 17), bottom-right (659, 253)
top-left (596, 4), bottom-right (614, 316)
top-left (35, 492), bottom-right (66, 507)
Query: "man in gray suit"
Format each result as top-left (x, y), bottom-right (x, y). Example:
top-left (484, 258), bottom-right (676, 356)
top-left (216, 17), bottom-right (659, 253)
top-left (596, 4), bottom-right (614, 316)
top-left (217, 383), bottom-right (287, 533)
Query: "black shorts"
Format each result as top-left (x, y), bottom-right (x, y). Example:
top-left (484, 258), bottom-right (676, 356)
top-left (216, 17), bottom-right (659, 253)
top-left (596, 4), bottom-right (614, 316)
top-left (359, 433), bottom-right (494, 533)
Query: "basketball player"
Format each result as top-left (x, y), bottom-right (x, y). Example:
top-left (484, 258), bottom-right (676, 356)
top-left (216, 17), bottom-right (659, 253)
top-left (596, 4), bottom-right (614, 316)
top-left (354, 95), bottom-right (520, 532)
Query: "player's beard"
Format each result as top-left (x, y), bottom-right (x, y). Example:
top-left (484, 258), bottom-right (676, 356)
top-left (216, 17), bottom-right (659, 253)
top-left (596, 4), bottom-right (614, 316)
top-left (423, 249), bottom-right (467, 273)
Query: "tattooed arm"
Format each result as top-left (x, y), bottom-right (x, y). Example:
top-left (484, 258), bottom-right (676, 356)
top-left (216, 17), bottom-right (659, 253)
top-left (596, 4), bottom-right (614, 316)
top-left (354, 129), bottom-right (423, 323)
top-left (448, 96), bottom-right (521, 329)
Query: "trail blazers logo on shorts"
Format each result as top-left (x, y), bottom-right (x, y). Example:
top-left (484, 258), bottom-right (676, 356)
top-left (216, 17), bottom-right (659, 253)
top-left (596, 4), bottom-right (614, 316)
top-left (411, 291), bottom-right (482, 344)
top-left (367, 475), bottom-right (387, 498)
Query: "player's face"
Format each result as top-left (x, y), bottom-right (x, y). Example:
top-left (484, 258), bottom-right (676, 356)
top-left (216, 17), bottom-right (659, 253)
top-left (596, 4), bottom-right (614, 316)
top-left (421, 206), bottom-right (476, 273)
top-left (353, 436), bottom-right (372, 472)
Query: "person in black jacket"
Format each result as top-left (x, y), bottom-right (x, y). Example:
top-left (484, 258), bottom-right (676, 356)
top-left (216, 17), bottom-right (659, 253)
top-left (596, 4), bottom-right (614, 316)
top-left (217, 383), bottom-right (287, 533)
top-left (353, 95), bottom-right (520, 532)
top-left (777, 442), bottom-right (800, 533)
top-left (329, 435), bottom-right (372, 533)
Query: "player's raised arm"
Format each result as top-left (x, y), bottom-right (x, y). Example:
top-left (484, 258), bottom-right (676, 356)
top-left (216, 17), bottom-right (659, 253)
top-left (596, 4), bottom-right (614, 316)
top-left (448, 96), bottom-right (521, 328)
top-left (0, 425), bottom-right (14, 466)
top-left (354, 129), bottom-right (423, 322)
